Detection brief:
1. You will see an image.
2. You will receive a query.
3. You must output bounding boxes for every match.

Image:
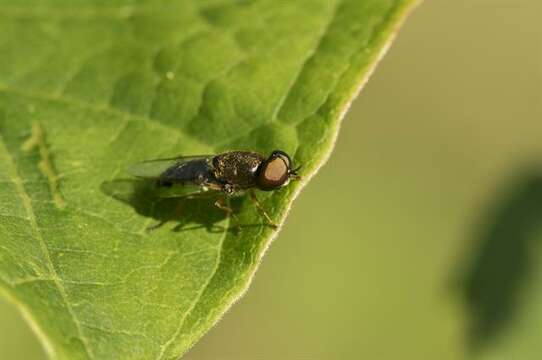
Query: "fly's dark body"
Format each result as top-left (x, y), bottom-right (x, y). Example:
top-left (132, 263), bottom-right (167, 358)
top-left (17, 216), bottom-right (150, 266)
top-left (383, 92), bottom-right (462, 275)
top-left (159, 158), bottom-right (213, 187)
top-left (212, 151), bottom-right (264, 189)
top-left (157, 151), bottom-right (266, 193)
top-left (128, 149), bottom-right (301, 227)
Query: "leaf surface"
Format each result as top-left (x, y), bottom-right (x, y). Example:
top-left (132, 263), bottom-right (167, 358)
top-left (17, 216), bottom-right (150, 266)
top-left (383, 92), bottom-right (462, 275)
top-left (0, 0), bottom-right (418, 358)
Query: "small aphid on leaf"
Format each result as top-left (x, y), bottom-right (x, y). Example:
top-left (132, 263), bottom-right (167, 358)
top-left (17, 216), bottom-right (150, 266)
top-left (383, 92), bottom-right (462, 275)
top-left (128, 150), bottom-right (301, 228)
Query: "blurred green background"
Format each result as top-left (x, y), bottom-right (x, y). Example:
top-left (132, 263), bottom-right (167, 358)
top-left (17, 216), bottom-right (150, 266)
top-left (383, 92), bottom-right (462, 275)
top-left (2, 0), bottom-right (541, 359)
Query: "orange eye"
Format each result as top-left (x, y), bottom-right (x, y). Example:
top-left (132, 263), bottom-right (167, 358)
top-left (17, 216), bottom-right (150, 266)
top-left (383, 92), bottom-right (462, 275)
top-left (257, 157), bottom-right (289, 191)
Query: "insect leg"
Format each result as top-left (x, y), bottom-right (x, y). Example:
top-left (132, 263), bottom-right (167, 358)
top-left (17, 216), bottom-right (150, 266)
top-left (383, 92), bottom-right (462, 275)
top-left (214, 197), bottom-right (240, 227)
top-left (214, 197), bottom-right (235, 217)
top-left (249, 190), bottom-right (278, 228)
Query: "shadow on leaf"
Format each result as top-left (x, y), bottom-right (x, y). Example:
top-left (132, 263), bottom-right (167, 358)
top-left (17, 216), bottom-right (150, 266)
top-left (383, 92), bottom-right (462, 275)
top-left (100, 178), bottom-right (238, 233)
top-left (460, 167), bottom-right (542, 353)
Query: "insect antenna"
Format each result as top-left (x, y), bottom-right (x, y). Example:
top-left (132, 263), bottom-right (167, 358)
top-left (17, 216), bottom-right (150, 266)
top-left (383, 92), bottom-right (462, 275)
top-left (290, 165), bottom-right (302, 180)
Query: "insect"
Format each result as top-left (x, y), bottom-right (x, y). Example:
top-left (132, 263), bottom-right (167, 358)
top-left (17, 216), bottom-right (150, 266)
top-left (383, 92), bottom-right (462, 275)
top-left (128, 150), bottom-right (301, 228)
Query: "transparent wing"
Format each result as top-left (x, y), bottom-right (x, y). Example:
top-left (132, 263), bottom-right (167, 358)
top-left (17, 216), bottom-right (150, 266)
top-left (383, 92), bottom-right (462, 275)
top-left (127, 155), bottom-right (212, 179)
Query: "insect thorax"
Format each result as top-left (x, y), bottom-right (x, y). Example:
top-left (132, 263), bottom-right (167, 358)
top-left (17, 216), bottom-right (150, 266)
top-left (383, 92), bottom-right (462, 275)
top-left (212, 151), bottom-right (264, 188)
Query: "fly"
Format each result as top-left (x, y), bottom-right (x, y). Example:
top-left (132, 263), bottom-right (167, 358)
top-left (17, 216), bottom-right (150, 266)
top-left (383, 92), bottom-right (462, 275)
top-left (128, 150), bottom-right (301, 228)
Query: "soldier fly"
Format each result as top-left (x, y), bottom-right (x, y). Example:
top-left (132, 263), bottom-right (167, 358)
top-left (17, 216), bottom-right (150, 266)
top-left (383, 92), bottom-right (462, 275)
top-left (128, 150), bottom-right (301, 228)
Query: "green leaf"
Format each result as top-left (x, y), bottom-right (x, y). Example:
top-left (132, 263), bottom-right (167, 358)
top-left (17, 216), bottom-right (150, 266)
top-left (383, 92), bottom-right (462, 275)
top-left (459, 170), bottom-right (542, 359)
top-left (0, 0), bottom-right (418, 359)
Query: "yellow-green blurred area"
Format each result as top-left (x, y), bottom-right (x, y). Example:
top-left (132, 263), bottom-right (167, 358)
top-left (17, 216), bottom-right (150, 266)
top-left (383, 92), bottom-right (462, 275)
top-left (1, 0), bottom-right (541, 358)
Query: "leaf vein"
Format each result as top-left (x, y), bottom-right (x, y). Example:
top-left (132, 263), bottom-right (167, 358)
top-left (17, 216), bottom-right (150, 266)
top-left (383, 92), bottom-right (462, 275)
top-left (0, 132), bottom-right (95, 359)
top-left (0, 85), bottom-right (210, 152)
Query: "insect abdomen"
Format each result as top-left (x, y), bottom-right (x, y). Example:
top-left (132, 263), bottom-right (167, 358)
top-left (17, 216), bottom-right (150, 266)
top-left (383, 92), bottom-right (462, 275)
top-left (160, 159), bottom-right (213, 184)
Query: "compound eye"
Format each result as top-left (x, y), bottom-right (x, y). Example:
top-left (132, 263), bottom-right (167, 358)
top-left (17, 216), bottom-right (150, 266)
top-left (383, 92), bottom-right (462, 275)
top-left (271, 150), bottom-right (291, 168)
top-left (257, 157), bottom-right (289, 190)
